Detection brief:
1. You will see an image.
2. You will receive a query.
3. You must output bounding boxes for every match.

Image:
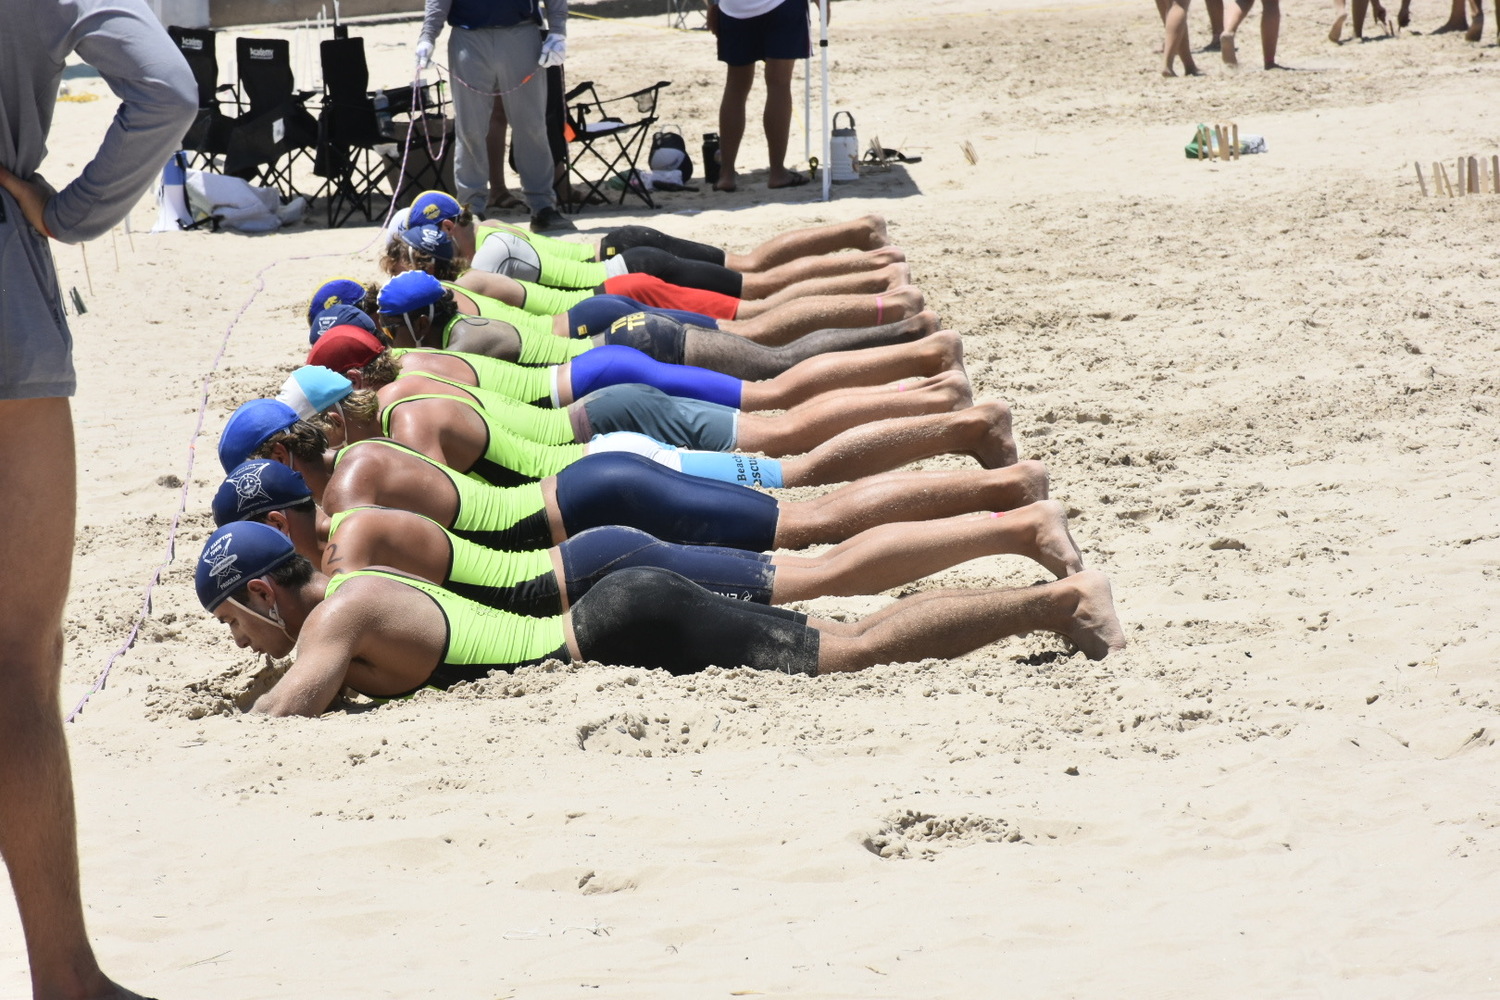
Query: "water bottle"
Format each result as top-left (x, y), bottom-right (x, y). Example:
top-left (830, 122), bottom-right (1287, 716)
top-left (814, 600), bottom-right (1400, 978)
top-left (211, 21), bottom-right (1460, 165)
top-left (374, 88), bottom-right (391, 134)
top-left (702, 132), bottom-right (720, 186)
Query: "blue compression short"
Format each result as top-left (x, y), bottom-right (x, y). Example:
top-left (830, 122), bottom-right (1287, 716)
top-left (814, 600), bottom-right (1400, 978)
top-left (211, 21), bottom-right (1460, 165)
top-left (560, 525), bottom-right (774, 605)
top-left (567, 344), bottom-right (743, 408)
top-left (565, 294), bottom-right (718, 338)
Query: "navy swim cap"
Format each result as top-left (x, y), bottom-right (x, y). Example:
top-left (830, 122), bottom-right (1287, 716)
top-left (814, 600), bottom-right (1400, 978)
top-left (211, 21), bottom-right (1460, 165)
top-left (310, 302), bottom-right (378, 345)
top-left (213, 460), bottom-right (312, 526)
top-left (196, 521), bottom-right (296, 611)
top-left (306, 278), bottom-right (366, 326)
top-left (398, 222), bottom-right (455, 261)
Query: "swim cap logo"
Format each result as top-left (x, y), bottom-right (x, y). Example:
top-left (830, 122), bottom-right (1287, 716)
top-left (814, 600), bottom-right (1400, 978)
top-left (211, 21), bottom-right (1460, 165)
top-left (229, 465), bottom-right (273, 508)
top-left (202, 532), bottom-right (243, 594)
top-left (421, 204), bottom-right (440, 220)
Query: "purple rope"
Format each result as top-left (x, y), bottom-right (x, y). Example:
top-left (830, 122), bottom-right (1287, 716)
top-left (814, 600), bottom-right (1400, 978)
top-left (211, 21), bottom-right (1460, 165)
top-left (66, 80), bottom-right (434, 722)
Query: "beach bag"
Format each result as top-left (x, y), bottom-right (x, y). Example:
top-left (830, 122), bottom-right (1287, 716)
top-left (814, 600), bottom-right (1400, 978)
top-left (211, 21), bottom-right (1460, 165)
top-left (649, 126), bottom-right (694, 183)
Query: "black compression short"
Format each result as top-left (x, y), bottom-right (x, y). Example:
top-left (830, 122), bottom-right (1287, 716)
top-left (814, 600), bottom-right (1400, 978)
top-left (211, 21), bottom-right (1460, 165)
top-left (570, 567), bottom-right (818, 675)
top-left (599, 225), bottom-right (728, 267)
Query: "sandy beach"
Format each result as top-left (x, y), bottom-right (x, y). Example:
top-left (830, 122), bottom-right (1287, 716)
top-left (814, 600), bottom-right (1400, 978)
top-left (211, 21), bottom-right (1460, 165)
top-left (5, 0), bottom-right (1500, 996)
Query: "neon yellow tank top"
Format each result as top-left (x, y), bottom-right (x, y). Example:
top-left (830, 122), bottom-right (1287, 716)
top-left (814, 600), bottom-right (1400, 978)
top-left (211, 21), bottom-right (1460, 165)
top-left (389, 376), bottom-right (574, 444)
top-left (326, 507), bottom-right (553, 597)
top-left (380, 394), bottom-right (584, 485)
top-left (438, 313), bottom-right (590, 366)
top-left (474, 225), bottom-right (608, 289)
top-left (324, 569), bottom-right (567, 687)
top-left (392, 347), bottom-right (554, 406)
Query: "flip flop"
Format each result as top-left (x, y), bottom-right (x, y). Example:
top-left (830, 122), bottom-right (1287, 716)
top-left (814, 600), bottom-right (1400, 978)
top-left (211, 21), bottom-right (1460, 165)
top-left (768, 170), bottom-right (810, 189)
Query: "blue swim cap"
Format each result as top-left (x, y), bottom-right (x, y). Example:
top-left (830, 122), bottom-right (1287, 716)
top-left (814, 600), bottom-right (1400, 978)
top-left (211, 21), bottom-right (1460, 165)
top-left (196, 521), bottom-right (296, 611)
top-left (408, 190), bottom-right (462, 225)
top-left (213, 460), bottom-right (312, 526)
top-left (305, 278), bottom-right (366, 325)
top-left (398, 222), bottom-right (455, 261)
top-left (377, 270), bottom-right (445, 315)
top-left (218, 399), bottom-right (299, 473)
top-left (309, 303), bottom-right (378, 345)
top-left (276, 365), bottom-right (353, 420)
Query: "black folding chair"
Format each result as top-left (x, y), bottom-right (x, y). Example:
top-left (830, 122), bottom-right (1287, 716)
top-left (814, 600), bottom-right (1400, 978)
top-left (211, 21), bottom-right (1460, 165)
top-left (223, 37), bottom-right (319, 199)
top-left (382, 77), bottom-right (454, 208)
top-left (561, 79), bottom-right (670, 213)
top-left (313, 36), bottom-right (387, 227)
top-left (166, 26), bottom-right (237, 171)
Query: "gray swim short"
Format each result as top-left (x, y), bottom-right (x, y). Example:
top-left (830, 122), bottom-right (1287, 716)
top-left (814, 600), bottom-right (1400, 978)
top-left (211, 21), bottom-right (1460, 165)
top-left (580, 383), bottom-right (737, 452)
top-left (0, 189), bottom-right (74, 399)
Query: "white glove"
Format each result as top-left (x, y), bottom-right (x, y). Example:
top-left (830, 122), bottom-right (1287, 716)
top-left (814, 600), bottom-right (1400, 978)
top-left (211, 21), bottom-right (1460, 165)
top-left (538, 33), bottom-right (566, 69)
top-left (414, 39), bottom-right (433, 69)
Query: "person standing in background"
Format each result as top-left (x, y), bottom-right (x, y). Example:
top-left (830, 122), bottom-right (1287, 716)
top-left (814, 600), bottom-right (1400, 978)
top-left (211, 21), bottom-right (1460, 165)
top-left (0, 1), bottom-right (197, 997)
top-left (706, 0), bottom-right (827, 192)
top-left (415, 0), bottom-right (574, 232)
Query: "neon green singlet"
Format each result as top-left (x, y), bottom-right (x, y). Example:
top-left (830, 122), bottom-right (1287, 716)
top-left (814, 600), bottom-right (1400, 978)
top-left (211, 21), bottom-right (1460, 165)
top-left (477, 223), bottom-right (595, 262)
top-left (392, 348), bottom-right (554, 406)
top-left (326, 507), bottom-right (554, 600)
top-left (380, 394), bottom-right (584, 485)
top-left (389, 375), bottom-right (574, 443)
top-left (324, 569), bottom-right (567, 688)
top-left (474, 226), bottom-right (608, 289)
top-left (332, 439), bottom-right (549, 548)
top-left (437, 313), bottom-right (590, 366)
top-left (510, 279), bottom-right (591, 317)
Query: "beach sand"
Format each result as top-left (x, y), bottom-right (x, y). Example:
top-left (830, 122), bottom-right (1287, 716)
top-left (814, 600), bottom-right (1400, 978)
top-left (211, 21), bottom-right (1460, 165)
top-left (5, 0), bottom-right (1500, 996)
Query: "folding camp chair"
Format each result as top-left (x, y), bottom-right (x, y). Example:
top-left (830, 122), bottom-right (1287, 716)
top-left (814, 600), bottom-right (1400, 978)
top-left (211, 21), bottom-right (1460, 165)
top-left (166, 26), bottom-right (237, 171)
top-left (223, 37), bottom-right (319, 200)
top-left (666, 0), bottom-right (708, 30)
top-left (561, 79), bottom-right (670, 213)
top-left (313, 36), bottom-right (387, 227)
top-left (382, 77), bottom-right (454, 207)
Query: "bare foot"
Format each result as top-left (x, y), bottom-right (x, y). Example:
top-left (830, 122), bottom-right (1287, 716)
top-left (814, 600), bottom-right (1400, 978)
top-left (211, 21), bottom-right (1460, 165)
top-left (930, 368), bottom-right (974, 410)
top-left (881, 261), bottom-right (911, 291)
top-left (1058, 570), bottom-right (1127, 660)
top-left (714, 170), bottom-right (739, 193)
top-left (968, 400), bottom-right (1017, 469)
top-left (1397, 0), bottom-right (1411, 26)
top-left (882, 284), bottom-right (925, 321)
top-left (1329, 12), bottom-right (1347, 40)
top-left (868, 245), bottom-right (907, 266)
top-left (1465, 11), bottom-right (1483, 39)
top-left (1220, 32), bottom-right (1238, 65)
top-left (922, 328), bottom-right (967, 378)
top-left (1000, 459), bottom-right (1050, 506)
top-left (1162, 67), bottom-right (1179, 78)
top-left (1023, 499), bottom-right (1086, 578)
top-left (1433, 18), bottom-right (1469, 32)
top-left (861, 213), bottom-right (891, 250)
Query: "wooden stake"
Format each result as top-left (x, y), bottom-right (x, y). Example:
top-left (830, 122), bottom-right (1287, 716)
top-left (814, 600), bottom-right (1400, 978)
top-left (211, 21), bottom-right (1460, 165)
top-left (1438, 162), bottom-right (1455, 198)
top-left (1469, 156), bottom-right (1480, 194)
top-left (111, 227), bottom-right (120, 272)
top-left (1231, 123), bottom-right (1240, 160)
top-left (1455, 158), bottom-right (1465, 196)
top-left (1415, 162), bottom-right (1428, 197)
top-left (1197, 126), bottom-right (1208, 160)
top-left (1492, 155), bottom-right (1499, 194)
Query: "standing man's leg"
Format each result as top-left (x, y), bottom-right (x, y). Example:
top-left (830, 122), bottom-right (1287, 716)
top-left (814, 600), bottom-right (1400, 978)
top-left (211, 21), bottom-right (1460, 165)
top-left (762, 58), bottom-right (799, 186)
top-left (450, 27), bottom-right (500, 216)
top-left (715, 63), bottom-right (755, 192)
top-left (496, 24), bottom-right (560, 227)
top-left (0, 398), bottom-right (135, 1000)
top-left (485, 96), bottom-right (518, 211)
top-left (1259, 0), bottom-right (1282, 66)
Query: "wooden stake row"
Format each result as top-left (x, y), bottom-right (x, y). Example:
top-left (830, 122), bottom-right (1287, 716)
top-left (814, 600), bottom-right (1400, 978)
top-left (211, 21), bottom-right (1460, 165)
top-left (1415, 155), bottom-right (1500, 197)
top-left (1196, 123), bottom-right (1240, 162)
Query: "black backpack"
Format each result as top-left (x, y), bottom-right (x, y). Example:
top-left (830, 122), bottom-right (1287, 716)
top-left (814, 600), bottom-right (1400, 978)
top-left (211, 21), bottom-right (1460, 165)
top-left (649, 126), bottom-right (694, 183)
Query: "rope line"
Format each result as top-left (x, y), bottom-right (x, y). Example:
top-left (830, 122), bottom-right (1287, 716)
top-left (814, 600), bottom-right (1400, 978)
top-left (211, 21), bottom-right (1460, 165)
top-left (66, 77), bottom-right (435, 723)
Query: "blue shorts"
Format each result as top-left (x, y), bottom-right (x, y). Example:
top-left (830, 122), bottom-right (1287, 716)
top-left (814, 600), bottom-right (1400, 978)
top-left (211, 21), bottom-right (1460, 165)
top-left (561, 525), bottom-right (774, 605)
top-left (0, 190), bottom-right (74, 399)
top-left (716, 0), bottom-right (812, 65)
top-left (580, 383), bottom-right (737, 451)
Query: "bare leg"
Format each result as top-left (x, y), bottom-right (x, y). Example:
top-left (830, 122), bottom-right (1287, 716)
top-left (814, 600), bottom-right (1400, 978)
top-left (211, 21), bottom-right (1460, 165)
top-left (1466, 0), bottom-right (1484, 39)
top-left (1204, 0), bottom-right (1226, 44)
top-left (737, 247), bottom-right (907, 300)
top-left (771, 501), bottom-right (1084, 601)
top-left (716, 63), bottom-right (755, 192)
top-left (0, 399), bottom-right (137, 1000)
top-left (485, 97), bottom-right (518, 210)
top-left (1397, 0), bottom-right (1410, 26)
top-left (774, 461), bottom-right (1050, 547)
top-left (682, 310), bottom-right (941, 379)
top-left (740, 327), bottom-right (961, 410)
top-left (1435, 0), bottom-right (1469, 30)
top-left (813, 570), bottom-right (1127, 669)
top-left (725, 215), bottom-right (891, 272)
top-left (1221, 0), bottom-right (1252, 64)
top-left (1330, 0), bottom-right (1348, 40)
top-left (1161, 0), bottom-right (1199, 75)
top-left (736, 261), bottom-right (909, 311)
top-left (776, 400), bottom-right (1015, 487)
top-left (723, 286), bottom-right (925, 345)
top-left (738, 371), bottom-right (970, 456)
top-left (761, 58), bottom-right (799, 187)
top-left (1260, 0), bottom-right (1282, 66)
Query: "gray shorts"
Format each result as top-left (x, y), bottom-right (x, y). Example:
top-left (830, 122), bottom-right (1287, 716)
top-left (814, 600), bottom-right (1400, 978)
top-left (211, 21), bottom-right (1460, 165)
top-left (580, 383), bottom-right (737, 452)
top-left (0, 189), bottom-right (74, 399)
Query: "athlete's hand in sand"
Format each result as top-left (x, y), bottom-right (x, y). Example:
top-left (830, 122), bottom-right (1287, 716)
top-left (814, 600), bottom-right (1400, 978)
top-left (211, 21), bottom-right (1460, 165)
top-left (0, 163), bottom-right (55, 239)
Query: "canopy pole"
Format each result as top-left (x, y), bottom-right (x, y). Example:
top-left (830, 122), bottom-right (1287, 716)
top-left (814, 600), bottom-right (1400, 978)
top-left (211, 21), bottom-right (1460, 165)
top-left (819, 0), bottom-right (830, 201)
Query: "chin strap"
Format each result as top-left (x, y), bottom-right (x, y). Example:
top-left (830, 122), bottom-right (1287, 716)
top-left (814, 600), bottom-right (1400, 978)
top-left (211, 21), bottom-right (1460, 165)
top-left (226, 596), bottom-right (292, 641)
